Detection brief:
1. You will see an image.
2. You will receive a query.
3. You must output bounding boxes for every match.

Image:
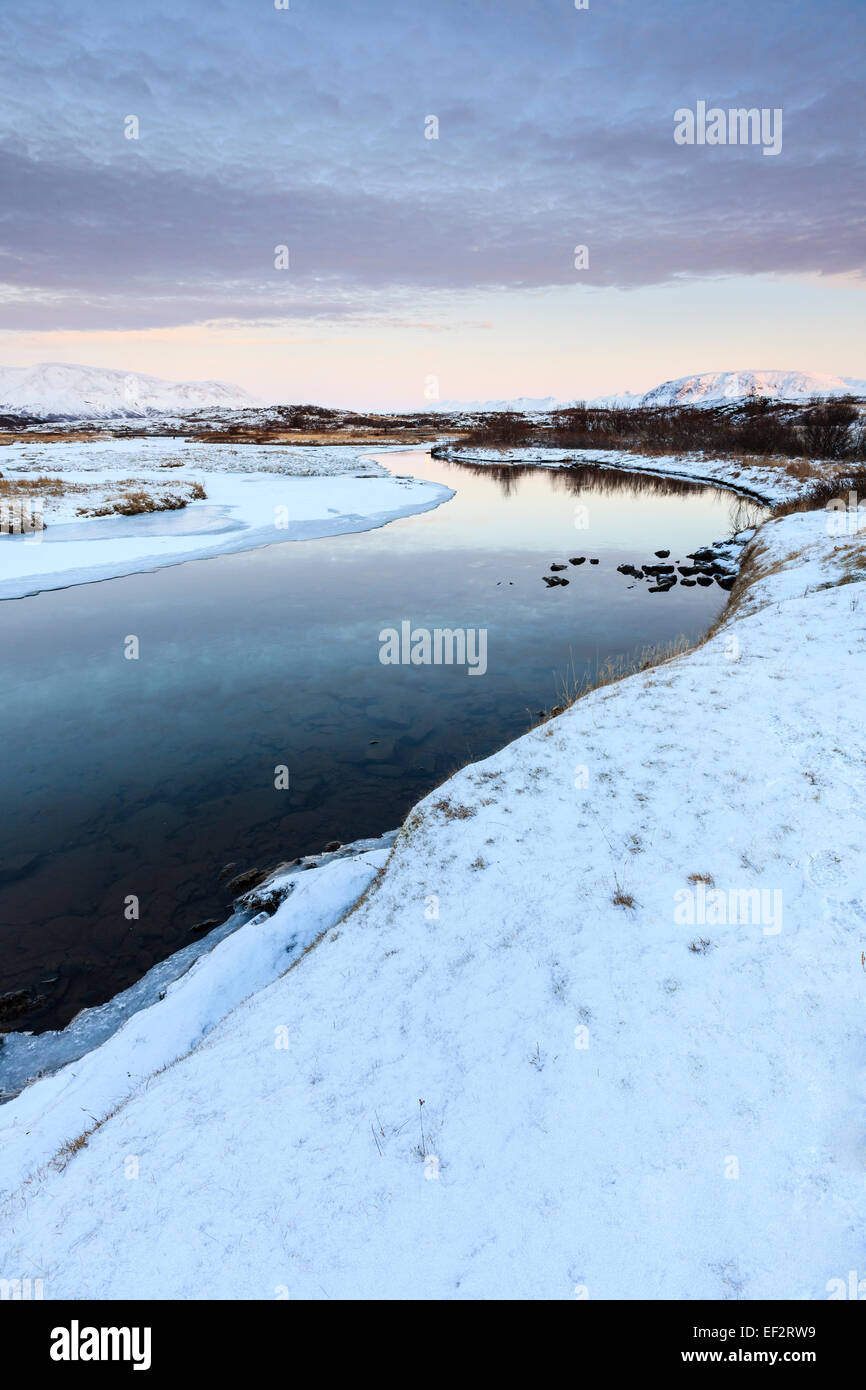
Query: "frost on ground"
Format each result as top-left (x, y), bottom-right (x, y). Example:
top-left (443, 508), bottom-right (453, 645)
top-left (1, 478), bottom-right (864, 1299)
top-left (0, 438), bottom-right (452, 599)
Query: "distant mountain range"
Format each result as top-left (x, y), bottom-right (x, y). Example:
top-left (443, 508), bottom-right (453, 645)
top-left (639, 369), bottom-right (866, 407)
top-left (0, 362), bottom-right (259, 417)
top-left (1, 363), bottom-right (864, 420)
top-left (435, 369), bottom-right (866, 413)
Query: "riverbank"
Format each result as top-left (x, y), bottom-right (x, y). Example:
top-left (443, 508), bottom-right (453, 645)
top-left (1, 455), bottom-right (863, 1299)
top-left (434, 442), bottom-right (831, 506)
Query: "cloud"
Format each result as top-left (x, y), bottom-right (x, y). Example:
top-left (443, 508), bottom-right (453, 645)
top-left (1, 0), bottom-right (863, 329)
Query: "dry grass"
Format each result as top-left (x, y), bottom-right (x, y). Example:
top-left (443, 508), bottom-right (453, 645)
top-left (545, 636), bottom-right (694, 722)
top-left (0, 470), bottom-right (207, 521)
top-left (49, 1100), bottom-right (122, 1174)
top-left (432, 798), bottom-right (477, 821)
top-left (772, 467), bottom-right (866, 519)
top-left (77, 481), bottom-right (206, 517)
top-left (0, 474), bottom-right (80, 498)
top-left (612, 886), bottom-right (636, 909)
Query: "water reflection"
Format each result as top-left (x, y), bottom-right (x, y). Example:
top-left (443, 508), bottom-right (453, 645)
top-left (0, 449), bottom-right (765, 1032)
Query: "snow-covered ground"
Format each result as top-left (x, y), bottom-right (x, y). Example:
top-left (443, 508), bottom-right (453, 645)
top-left (1, 454), bottom-right (863, 1300)
top-left (0, 439), bottom-right (453, 599)
top-left (437, 442), bottom-right (814, 504)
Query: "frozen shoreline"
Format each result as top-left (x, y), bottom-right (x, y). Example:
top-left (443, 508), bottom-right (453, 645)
top-left (0, 835), bottom-right (398, 1104)
top-left (1, 448), bottom-right (863, 1299)
top-left (434, 442), bottom-right (813, 506)
top-left (0, 439), bottom-right (454, 599)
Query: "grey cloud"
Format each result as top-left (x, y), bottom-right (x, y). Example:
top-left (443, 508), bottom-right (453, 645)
top-left (0, 0), bottom-right (862, 328)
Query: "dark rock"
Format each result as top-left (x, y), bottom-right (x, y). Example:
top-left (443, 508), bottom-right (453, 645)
top-left (0, 989), bottom-right (46, 1023)
top-left (323, 840), bottom-right (342, 852)
top-left (678, 566), bottom-right (698, 576)
top-left (589, 558), bottom-right (599, 565)
top-left (696, 575), bottom-right (714, 587)
top-left (190, 919), bottom-right (219, 934)
top-left (550, 563), bottom-right (567, 571)
top-left (225, 866), bottom-right (269, 896)
top-left (654, 549), bottom-right (670, 558)
top-left (643, 563), bottom-right (676, 577)
top-left (680, 579), bottom-right (697, 587)
top-left (569, 556), bottom-right (586, 565)
top-left (716, 575), bottom-right (736, 590)
top-left (217, 862), bottom-right (238, 881)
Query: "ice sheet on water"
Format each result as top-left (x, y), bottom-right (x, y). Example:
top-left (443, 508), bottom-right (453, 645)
top-left (39, 505), bottom-right (245, 543)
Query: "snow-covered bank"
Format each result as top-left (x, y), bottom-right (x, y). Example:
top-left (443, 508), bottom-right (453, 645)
top-left (0, 836), bottom-right (394, 1183)
top-left (2, 489), bottom-right (864, 1299)
top-left (436, 443), bottom-right (812, 505)
top-left (0, 439), bottom-right (453, 599)
top-left (0, 835), bottom-right (398, 1104)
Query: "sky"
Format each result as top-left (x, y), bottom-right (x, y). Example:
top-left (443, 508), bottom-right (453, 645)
top-left (1, 0), bottom-right (864, 408)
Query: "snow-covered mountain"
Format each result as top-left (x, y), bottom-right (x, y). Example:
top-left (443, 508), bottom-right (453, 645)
top-left (0, 362), bottom-right (259, 418)
top-left (431, 392), bottom-right (649, 413)
top-left (431, 371), bottom-right (865, 414)
top-left (586, 390), bottom-right (646, 409)
top-left (4, 362), bottom-right (863, 421)
top-left (431, 395), bottom-right (565, 414)
top-left (641, 369), bottom-right (866, 408)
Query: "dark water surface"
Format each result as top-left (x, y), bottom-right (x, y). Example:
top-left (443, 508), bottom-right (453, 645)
top-left (0, 450), bottom-right (763, 1031)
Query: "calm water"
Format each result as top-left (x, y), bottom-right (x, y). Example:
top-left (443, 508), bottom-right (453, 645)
top-left (0, 450), bottom-right (763, 1031)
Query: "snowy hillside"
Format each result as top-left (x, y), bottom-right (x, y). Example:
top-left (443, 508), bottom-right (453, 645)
top-left (641, 369), bottom-right (866, 408)
top-left (0, 363), bottom-right (259, 418)
top-left (1, 484), bottom-right (864, 1299)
